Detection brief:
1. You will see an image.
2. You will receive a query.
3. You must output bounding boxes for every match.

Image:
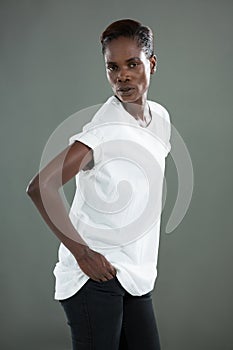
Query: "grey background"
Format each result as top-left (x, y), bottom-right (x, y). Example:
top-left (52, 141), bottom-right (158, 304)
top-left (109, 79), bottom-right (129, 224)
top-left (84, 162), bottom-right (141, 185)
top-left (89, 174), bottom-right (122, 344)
top-left (1, 0), bottom-right (233, 349)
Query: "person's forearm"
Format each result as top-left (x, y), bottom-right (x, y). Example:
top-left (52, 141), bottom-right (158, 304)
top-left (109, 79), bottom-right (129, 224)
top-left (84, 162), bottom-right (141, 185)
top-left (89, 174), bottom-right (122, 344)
top-left (26, 184), bottom-right (90, 260)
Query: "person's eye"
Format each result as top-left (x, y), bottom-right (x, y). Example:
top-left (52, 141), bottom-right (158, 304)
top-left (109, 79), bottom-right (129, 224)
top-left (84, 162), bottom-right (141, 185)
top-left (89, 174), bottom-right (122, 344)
top-left (107, 65), bottom-right (117, 72)
top-left (129, 62), bottom-right (138, 68)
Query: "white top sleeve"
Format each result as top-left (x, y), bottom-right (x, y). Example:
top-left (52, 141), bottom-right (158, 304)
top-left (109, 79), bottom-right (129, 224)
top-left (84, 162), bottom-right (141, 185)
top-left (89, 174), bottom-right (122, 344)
top-left (68, 121), bottom-right (104, 166)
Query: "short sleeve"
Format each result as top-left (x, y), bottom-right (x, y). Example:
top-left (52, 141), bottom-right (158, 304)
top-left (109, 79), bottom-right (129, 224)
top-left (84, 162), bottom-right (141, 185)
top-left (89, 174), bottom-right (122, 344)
top-left (69, 121), bottom-right (103, 166)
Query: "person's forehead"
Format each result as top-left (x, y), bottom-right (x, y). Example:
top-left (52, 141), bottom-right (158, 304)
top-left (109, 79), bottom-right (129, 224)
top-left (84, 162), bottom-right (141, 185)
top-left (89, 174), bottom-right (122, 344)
top-left (104, 37), bottom-right (145, 62)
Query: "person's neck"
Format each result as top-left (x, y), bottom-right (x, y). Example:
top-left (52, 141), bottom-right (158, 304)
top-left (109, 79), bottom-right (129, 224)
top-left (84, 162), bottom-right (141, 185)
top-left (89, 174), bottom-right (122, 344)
top-left (117, 96), bottom-right (148, 122)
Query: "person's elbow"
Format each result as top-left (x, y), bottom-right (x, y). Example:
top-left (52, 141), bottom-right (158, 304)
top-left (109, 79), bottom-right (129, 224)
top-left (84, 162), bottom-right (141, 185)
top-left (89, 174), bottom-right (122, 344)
top-left (26, 174), bottom-right (41, 197)
top-left (26, 174), bottom-right (48, 198)
top-left (26, 173), bottom-right (58, 198)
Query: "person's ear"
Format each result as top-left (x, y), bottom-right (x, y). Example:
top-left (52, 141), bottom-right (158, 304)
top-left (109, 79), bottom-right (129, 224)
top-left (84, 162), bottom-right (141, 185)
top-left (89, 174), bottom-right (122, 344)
top-left (150, 54), bottom-right (157, 74)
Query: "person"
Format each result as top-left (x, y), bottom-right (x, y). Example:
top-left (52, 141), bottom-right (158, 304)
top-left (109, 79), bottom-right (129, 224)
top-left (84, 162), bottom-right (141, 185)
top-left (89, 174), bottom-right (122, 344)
top-left (26, 18), bottom-right (171, 350)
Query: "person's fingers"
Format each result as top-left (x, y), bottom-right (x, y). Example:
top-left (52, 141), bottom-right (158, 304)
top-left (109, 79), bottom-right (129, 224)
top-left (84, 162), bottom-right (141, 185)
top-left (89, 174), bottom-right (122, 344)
top-left (111, 265), bottom-right (117, 274)
top-left (99, 272), bottom-right (116, 282)
top-left (77, 249), bottom-right (117, 281)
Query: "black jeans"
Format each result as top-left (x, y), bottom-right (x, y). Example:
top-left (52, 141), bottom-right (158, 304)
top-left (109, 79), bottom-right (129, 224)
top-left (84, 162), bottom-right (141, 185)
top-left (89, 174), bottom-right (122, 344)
top-left (59, 276), bottom-right (161, 350)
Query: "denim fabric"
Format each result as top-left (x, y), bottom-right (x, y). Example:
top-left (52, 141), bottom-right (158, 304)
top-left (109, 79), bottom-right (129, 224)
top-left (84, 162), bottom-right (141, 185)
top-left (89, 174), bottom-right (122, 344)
top-left (59, 276), bottom-right (161, 350)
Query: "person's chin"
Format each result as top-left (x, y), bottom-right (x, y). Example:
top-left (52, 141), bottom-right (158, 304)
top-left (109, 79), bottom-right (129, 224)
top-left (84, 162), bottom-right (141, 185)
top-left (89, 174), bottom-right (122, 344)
top-left (115, 91), bottom-right (139, 104)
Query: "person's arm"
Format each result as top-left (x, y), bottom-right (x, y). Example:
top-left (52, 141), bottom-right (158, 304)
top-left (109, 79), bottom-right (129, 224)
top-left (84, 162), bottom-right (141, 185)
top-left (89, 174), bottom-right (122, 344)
top-left (26, 140), bottom-right (116, 282)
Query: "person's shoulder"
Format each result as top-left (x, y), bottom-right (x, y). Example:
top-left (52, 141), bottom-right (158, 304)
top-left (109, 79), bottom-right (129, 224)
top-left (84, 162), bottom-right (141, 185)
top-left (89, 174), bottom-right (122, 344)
top-left (77, 97), bottom-right (111, 133)
top-left (91, 95), bottom-right (123, 125)
top-left (87, 95), bottom-right (118, 124)
top-left (148, 99), bottom-right (170, 122)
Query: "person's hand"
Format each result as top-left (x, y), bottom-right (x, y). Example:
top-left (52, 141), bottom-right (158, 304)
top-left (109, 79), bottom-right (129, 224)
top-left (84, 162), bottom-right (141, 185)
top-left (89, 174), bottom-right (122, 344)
top-left (75, 246), bottom-right (117, 282)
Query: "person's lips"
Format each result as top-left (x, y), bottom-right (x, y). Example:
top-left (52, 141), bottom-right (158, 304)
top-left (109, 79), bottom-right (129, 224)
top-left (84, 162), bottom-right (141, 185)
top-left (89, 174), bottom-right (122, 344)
top-left (117, 86), bottom-right (135, 92)
top-left (117, 86), bottom-right (135, 95)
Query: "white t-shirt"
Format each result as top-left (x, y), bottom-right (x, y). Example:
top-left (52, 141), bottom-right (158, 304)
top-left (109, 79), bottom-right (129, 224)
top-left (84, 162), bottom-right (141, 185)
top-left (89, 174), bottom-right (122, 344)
top-left (53, 95), bottom-right (171, 300)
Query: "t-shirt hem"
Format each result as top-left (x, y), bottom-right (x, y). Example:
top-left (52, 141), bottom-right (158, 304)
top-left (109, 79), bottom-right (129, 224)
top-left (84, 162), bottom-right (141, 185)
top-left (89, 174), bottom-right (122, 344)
top-left (54, 277), bottom-right (90, 301)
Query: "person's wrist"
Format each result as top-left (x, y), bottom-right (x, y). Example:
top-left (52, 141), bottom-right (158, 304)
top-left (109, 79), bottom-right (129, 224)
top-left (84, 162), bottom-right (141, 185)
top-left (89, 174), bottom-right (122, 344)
top-left (73, 243), bottom-right (90, 262)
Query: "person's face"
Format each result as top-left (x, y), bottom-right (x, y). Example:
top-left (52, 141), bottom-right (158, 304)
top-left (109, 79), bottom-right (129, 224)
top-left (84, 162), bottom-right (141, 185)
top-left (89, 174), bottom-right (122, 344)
top-left (104, 36), bottom-right (156, 105)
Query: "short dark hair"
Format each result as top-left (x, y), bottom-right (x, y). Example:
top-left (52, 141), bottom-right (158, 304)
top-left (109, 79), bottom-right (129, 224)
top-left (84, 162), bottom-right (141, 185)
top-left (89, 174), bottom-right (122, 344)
top-left (100, 19), bottom-right (154, 59)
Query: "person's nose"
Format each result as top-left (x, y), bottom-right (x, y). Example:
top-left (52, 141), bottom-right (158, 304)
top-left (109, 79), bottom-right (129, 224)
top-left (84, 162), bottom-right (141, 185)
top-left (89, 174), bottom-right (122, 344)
top-left (116, 67), bottom-right (130, 82)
